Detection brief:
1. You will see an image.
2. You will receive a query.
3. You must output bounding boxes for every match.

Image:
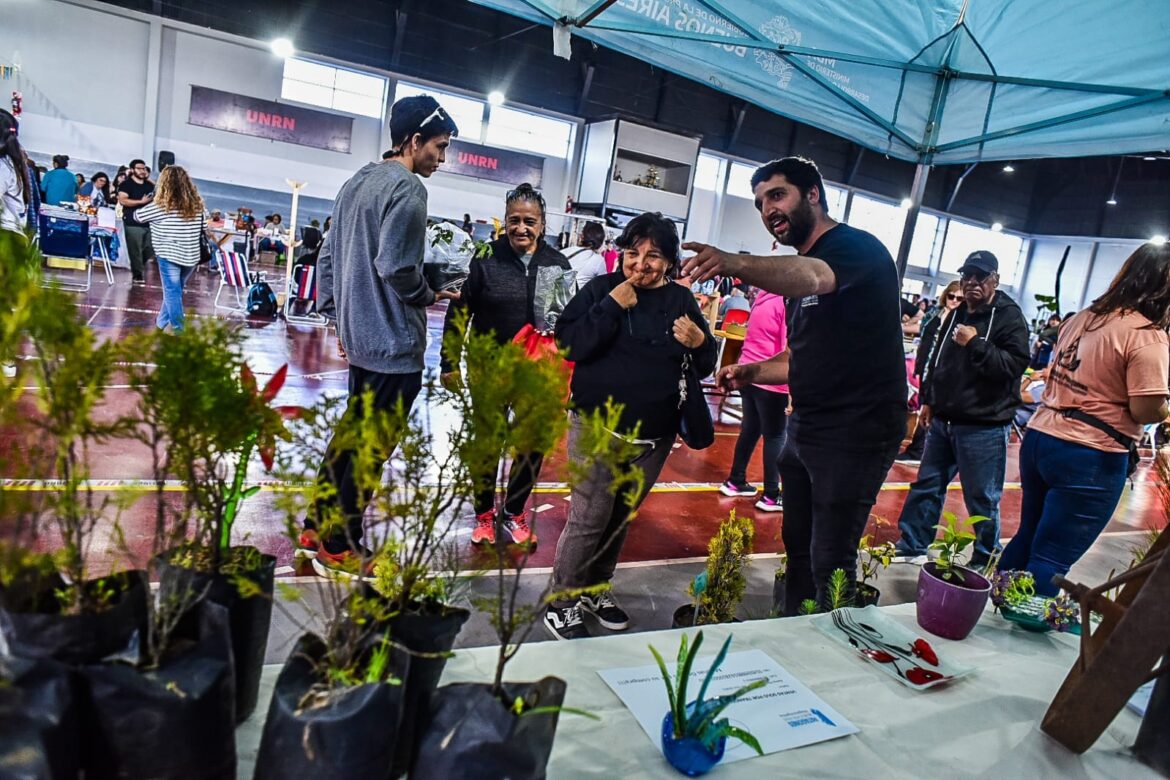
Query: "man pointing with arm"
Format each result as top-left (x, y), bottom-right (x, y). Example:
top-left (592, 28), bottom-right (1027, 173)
top-left (682, 156), bottom-right (905, 614)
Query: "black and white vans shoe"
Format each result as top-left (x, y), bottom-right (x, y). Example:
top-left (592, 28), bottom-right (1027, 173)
top-left (543, 604), bottom-right (589, 640)
top-left (579, 591), bottom-right (630, 631)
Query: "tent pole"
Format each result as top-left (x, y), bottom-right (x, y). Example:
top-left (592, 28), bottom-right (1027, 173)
top-left (895, 163), bottom-right (930, 279)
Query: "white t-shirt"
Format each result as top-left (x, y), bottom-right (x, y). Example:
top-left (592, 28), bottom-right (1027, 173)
top-left (0, 157), bottom-right (26, 234)
top-left (565, 247), bottom-right (607, 290)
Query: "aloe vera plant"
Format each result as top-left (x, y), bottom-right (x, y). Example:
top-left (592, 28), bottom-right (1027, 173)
top-left (648, 631), bottom-right (766, 755)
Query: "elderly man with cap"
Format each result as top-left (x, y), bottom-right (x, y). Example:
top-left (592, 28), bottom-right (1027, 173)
top-left (303, 94), bottom-right (461, 578)
top-left (894, 250), bottom-right (1031, 569)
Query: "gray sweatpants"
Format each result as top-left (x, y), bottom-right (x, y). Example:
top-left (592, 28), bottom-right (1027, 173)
top-left (551, 414), bottom-right (673, 608)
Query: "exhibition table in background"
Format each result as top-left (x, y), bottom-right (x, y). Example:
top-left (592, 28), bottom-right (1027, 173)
top-left (237, 603), bottom-right (1155, 778)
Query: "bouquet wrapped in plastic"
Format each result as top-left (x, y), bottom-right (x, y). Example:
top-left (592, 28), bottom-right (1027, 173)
top-left (423, 222), bottom-right (475, 293)
top-left (532, 265), bottom-right (577, 332)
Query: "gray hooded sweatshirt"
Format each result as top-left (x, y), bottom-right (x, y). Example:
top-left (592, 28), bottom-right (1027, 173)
top-left (317, 161), bottom-right (436, 374)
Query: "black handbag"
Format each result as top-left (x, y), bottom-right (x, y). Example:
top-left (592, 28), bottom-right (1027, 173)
top-left (199, 214), bottom-right (216, 264)
top-left (677, 353), bottom-right (714, 449)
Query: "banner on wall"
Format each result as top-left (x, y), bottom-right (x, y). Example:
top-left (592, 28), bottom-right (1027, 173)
top-left (188, 86), bottom-right (353, 154)
top-left (444, 140), bottom-right (544, 188)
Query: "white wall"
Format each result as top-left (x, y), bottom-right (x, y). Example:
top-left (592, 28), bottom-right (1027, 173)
top-left (1083, 241), bottom-right (1143, 305)
top-left (683, 187), bottom-right (717, 244)
top-left (717, 194), bottom-right (775, 254)
top-left (4, 0), bottom-right (574, 216)
top-left (1, 1), bottom-right (150, 164)
top-left (1020, 239), bottom-right (1094, 319)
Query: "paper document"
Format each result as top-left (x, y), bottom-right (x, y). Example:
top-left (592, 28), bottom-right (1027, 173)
top-left (598, 649), bottom-right (857, 763)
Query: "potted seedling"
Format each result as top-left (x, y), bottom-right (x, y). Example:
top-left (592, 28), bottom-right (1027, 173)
top-left (915, 512), bottom-right (991, 639)
top-left (674, 511), bottom-right (754, 627)
top-left (770, 553), bottom-right (787, 616)
top-left (412, 315), bottom-right (600, 780)
top-left (124, 318), bottom-right (301, 724)
top-left (0, 230), bottom-right (147, 666)
top-left (650, 631), bottom-right (765, 776)
top-left (857, 535), bottom-right (896, 607)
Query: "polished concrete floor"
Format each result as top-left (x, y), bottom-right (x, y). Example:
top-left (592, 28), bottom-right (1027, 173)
top-left (4, 261), bottom-right (1166, 660)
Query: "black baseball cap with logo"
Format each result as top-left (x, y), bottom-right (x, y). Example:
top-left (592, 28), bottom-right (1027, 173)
top-left (958, 250), bottom-right (999, 276)
top-left (386, 95), bottom-right (459, 155)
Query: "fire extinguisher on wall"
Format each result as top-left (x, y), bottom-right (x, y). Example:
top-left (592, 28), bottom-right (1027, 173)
top-left (11, 91), bottom-right (22, 117)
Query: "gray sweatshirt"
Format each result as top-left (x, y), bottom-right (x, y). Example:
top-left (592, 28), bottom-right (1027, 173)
top-left (317, 161), bottom-right (436, 374)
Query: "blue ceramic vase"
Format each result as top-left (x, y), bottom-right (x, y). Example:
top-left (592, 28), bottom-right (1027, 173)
top-left (661, 711), bottom-right (726, 776)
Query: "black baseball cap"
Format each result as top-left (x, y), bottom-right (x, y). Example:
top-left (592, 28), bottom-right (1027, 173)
top-left (959, 250), bottom-right (999, 275)
top-left (387, 95), bottom-right (458, 151)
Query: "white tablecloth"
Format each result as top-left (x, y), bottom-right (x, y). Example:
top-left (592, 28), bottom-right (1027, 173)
top-left (438, 604), bottom-right (1154, 779)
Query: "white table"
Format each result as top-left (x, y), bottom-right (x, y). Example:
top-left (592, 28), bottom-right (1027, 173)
top-left (437, 604), bottom-right (1154, 779)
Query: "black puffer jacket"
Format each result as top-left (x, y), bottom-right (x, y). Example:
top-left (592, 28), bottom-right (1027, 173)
top-left (440, 238), bottom-right (570, 373)
top-left (919, 291), bottom-right (1031, 425)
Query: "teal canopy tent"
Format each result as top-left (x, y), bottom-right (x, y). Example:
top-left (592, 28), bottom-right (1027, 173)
top-left (469, 0), bottom-right (1170, 271)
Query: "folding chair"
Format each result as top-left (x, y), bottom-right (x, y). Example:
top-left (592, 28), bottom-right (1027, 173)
top-left (214, 250), bottom-right (251, 312)
top-left (284, 262), bottom-right (327, 327)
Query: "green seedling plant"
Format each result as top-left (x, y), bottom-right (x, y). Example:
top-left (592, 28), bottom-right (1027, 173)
top-left (649, 632), bottom-right (765, 756)
top-left (929, 511), bottom-right (988, 582)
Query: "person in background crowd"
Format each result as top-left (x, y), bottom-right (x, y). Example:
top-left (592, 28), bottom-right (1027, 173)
top-left (75, 173), bottom-right (85, 189)
top-left (602, 239), bottom-right (620, 273)
top-left (144, 165), bottom-right (153, 183)
top-left (683, 156), bottom-right (906, 614)
top-left (1030, 313), bottom-right (1063, 369)
top-left (118, 158), bottom-right (155, 285)
top-left (113, 165), bottom-right (128, 190)
top-left (901, 295), bottom-right (925, 336)
top-left (80, 172), bottom-right (111, 208)
top-left (547, 212), bottom-right (717, 639)
top-left (208, 209), bottom-right (225, 228)
top-left (0, 109), bottom-right (29, 236)
top-left (322, 215), bottom-right (331, 239)
top-left (131, 166), bottom-right (209, 333)
top-left (304, 94), bottom-right (460, 579)
top-left (40, 154), bottom-right (78, 206)
top-left (461, 212), bottom-right (473, 235)
top-left (563, 221), bottom-right (608, 291)
top-left (720, 286), bottom-right (788, 512)
top-left (441, 183), bottom-right (570, 548)
top-left (897, 280), bottom-right (966, 463)
top-left (1000, 243), bottom-right (1170, 595)
top-left (718, 284), bottom-right (752, 321)
top-left (259, 213), bottom-right (287, 257)
top-left (894, 251), bottom-right (1031, 568)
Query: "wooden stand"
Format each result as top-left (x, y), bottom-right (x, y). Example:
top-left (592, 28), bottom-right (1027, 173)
top-left (1040, 528), bottom-right (1170, 754)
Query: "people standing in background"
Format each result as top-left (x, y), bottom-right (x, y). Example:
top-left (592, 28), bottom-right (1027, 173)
top-left (131, 166), bottom-right (209, 333)
top-left (322, 215), bottom-right (331, 240)
top-left (40, 155), bottom-right (78, 206)
top-left (461, 212), bottom-right (473, 235)
top-left (0, 109), bottom-right (29, 236)
top-left (563, 221), bottom-right (608, 291)
top-left (720, 288), bottom-right (789, 512)
top-left (718, 284), bottom-right (752, 321)
top-left (441, 184), bottom-right (570, 548)
top-left (118, 159), bottom-right (156, 285)
top-left (1000, 243), bottom-right (1170, 595)
top-left (113, 165), bottom-right (128, 191)
top-left (898, 280), bottom-right (965, 463)
top-left (304, 94), bottom-right (460, 578)
top-left (80, 172), bottom-right (111, 208)
top-left (894, 251), bottom-right (1031, 569)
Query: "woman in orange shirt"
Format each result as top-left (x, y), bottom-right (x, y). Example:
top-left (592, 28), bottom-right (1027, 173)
top-left (1000, 243), bottom-right (1170, 595)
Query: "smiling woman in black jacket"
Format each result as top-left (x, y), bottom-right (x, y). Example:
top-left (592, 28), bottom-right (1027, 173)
top-left (543, 212), bottom-right (717, 640)
top-left (441, 183), bottom-right (571, 549)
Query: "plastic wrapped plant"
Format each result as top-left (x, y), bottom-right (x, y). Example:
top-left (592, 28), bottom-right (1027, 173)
top-left (649, 631), bottom-right (765, 775)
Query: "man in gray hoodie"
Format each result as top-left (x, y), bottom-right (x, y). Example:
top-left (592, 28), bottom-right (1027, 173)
top-left (304, 95), bottom-right (460, 578)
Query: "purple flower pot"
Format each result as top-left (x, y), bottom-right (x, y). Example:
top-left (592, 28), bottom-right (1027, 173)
top-left (916, 562), bottom-right (991, 640)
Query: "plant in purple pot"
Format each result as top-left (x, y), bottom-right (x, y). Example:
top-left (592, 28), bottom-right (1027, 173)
top-left (916, 512), bottom-right (992, 640)
top-left (649, 631), bottom-right (766, 776)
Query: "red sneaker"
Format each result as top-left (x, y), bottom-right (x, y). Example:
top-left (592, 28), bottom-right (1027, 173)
top-left (502, 512), bottom-right (537, 547)
top-left (471, 510), bottom-right (496, 545)
top-left (295, 528), bottom-right (320, 559)
top-left (311, 546), bottom-right (375, 581)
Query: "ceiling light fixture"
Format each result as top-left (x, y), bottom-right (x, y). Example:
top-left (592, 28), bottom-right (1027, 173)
top-left (1106, 157), bottom-right (1125, 207)
top-left (270, 38), bottom-right (295, 59)
top-left (900, 198), bottom-right (913, 209)
top-left (991, 222), bottom-right (1003, 232)
top-left (1106, 197), bottom-right (1118, 206)
top-left (487, 91), bottom-right (506, 106)
top-left (1151, 235), bottom-right (1168, 246)
top-left (1002, 163), bottom-right (1015, 173)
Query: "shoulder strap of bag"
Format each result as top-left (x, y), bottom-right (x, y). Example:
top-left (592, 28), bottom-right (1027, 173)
top-left (1051, 407), bottom-right (1135, 448)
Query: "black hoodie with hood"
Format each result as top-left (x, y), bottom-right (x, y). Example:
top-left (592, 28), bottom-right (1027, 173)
top-left (919, 290), bottom-right (1031, 425)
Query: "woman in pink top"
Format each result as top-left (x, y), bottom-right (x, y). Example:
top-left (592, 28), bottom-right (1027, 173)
top-left (720, 289), bottom-right (789, 512)
top-left (999, 243), bottom-right (1170, 595)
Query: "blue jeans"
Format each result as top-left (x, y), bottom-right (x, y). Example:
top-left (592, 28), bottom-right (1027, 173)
top-left (999, 430), bottom-right (1128, 596)
top-left (157, 257), bottom-right (195, 332)
top-left (896, 418), bottom-right (1009, 565)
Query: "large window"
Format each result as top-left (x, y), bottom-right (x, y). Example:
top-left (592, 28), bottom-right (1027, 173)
top-left (725, 162), bottom-right (757, 199)
top-left (693, 154), bottom-right (724, 191)
top-left (394, 82), bottom-right (484, 141)
top-left (845, 193), bottom-right (905, 259)
top-left (939, 219), bottom-right (1027, 283)
top-left (281, 58), bottom-right (387, 120)
top-left (485, 105), bottom-right (573, 158)
top-left (822, 183), bottom-right (847, 219)
top-left (908, 212), bottom-right (942, 269)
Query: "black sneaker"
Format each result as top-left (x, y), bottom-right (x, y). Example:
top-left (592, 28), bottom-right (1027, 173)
top-left (131, 276), bottom-right (145, 286)
top-left (579, 591), bottom-right (629, 631)
top-left (719, 479), bottom-right (758, 497)
top-left (543, 604), bottom-right (589, 640)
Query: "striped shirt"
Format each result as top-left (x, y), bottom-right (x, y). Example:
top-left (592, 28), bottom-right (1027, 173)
top-left (133, 203), bottom-right (206, 266)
